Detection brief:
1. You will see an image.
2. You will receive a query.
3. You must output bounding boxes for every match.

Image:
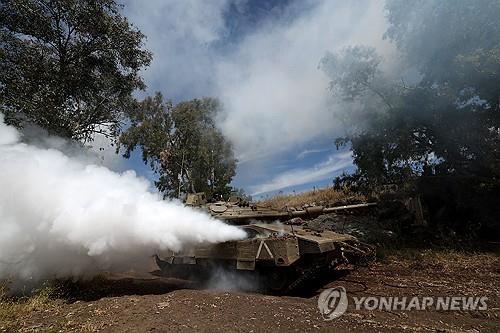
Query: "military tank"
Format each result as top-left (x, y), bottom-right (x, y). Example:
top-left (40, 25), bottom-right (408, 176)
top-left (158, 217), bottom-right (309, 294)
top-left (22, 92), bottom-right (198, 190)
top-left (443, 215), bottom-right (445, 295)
top-left (155, 223), bottom-right (375, 294)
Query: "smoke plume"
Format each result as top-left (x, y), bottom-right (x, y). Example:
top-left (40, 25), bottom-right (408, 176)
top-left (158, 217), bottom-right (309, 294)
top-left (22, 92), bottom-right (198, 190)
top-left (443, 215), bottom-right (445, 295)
top-left (0, 115), bottom-right (246, 286)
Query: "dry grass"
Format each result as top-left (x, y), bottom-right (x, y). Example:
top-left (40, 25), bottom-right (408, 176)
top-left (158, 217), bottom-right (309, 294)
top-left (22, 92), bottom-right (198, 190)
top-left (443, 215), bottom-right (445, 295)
top-left (0, 281), bottom-right (59, 331)
top-left (380, 248), bottom-right (500, 274)
top-left (259, 187), bottom-right (367, 210)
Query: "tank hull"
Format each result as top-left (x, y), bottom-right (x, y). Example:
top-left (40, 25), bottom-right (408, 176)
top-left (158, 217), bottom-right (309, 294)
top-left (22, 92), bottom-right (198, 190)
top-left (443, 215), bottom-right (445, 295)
top-left (155, 223), bottom-right (374, 293)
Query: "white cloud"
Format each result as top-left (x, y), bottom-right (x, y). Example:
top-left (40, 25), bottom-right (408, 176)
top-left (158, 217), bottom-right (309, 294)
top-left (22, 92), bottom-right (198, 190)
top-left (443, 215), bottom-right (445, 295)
top-left (215, 0), bottom-right (391, 160)
top-left (123, 0), bottom-right (230, 99)
top-left (297, 148), bottom-right (330, 159)
top-left (249, 151), bottom-right (353, 195)
top-left (123, 0), bottom-right (394, 191)
top-left (124, 0), bottom-right (392, 160)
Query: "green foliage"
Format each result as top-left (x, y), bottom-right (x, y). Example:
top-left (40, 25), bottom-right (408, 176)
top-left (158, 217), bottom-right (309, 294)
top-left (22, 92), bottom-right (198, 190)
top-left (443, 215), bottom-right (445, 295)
top-left (384, 0), bottom-right (500, 101)
top-left (119, 93), bottom-right (237, 199)
top-left (320, 46), bottom-right (382, 102)
top-left (322, 0), bottom-right (500, 237)
top-left (0, 0), bottom-right (151, 141)
top-left (119, 92), bottom-right (173, 171)
top-left (320, 46), bottom-right (398, 132)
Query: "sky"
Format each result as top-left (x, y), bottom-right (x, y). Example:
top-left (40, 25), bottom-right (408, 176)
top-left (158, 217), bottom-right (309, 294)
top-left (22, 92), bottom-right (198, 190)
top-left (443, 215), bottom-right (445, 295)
top-left (112, 0), bottom-right (393, 198)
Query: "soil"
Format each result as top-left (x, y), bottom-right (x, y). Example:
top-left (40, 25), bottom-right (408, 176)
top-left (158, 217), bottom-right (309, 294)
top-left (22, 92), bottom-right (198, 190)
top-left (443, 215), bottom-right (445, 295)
top-left (5, 254), bottom-right (499, 333)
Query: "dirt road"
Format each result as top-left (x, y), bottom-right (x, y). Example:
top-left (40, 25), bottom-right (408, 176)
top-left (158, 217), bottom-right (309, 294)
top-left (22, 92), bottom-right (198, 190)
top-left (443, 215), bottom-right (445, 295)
top-left (7, 252), bottom-right (499, 333)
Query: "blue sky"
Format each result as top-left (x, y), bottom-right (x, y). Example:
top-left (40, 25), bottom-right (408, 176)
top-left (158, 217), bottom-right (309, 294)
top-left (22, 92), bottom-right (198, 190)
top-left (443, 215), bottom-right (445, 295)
top-left (114, 0), bottom-right (391, 197)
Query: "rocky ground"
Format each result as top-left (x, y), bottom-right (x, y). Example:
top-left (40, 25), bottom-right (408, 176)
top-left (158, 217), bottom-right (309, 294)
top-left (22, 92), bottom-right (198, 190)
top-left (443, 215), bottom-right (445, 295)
top-left (3, 251), bottom-right (498, 333)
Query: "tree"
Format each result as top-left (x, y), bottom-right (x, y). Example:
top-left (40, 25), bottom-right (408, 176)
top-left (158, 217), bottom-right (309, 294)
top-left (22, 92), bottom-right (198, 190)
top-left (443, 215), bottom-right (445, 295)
top-left (119, 93), bottom-right (237, 199)
top-left (319, 46), bottom-right (397, 133)
top-left (0, 0), bottom-right (151, 141)
top-left (321, 1), bottom-right (500, 236)
top-left (384, 0), bottom-right (500, 104)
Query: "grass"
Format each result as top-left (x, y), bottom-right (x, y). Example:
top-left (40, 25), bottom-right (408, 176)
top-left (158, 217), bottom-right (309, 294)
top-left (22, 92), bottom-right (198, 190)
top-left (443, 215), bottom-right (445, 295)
top-left (0, 280), bottom-right (60, 331)
top-left (377, 247), bottom-right (500, 274)
top-left (0, 276), bottom-right (114, 332)
top-left (259, 186), bottom-right (367, 210)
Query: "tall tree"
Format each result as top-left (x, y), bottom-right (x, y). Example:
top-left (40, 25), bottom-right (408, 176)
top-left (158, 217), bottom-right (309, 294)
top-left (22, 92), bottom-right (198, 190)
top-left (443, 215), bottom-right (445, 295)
top-left (0, 0), bottom-right (151, 141)
top-left (119, 93), bottom-right (237, 199)
top-left (321, 1), bottom-right (500, 235)
top-left (384, 0), bottom-right (500, 104)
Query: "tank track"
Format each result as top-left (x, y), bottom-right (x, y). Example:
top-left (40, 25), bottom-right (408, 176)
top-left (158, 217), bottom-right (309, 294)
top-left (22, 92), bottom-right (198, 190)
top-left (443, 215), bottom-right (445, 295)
top-left (281, 241), bottom-right (375, 294)
top-left (283, 264), bottom-right (325, 294)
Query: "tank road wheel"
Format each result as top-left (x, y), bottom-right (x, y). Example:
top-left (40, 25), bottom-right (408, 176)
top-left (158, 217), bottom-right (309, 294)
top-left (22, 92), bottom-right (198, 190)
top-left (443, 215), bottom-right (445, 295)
top-left (260, 268), bottom-right (292, 294)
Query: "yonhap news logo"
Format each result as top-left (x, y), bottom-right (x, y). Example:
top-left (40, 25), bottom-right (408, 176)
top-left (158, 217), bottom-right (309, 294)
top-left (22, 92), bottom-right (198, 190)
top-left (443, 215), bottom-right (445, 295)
top-left (317, 287), bottom-right (488, 320)
top-left (317, 287), bottom-right (348, 320)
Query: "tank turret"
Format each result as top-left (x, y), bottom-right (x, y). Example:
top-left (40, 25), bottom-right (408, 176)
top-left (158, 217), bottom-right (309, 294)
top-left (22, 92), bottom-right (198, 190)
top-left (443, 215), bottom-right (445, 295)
top-left (185, 192), bottom-right (376, 224)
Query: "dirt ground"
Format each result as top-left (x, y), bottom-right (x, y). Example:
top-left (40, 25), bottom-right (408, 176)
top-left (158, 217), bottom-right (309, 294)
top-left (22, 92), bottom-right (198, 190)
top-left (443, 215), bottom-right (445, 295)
top-left (3, 252), bottom-right (498, 333)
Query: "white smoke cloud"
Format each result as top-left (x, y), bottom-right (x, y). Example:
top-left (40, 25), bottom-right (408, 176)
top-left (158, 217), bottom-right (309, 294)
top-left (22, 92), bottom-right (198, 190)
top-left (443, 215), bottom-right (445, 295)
top-left (0, 115), bottom-right (245, 286)
top-left (21, 123), bottom-right (124, 172)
